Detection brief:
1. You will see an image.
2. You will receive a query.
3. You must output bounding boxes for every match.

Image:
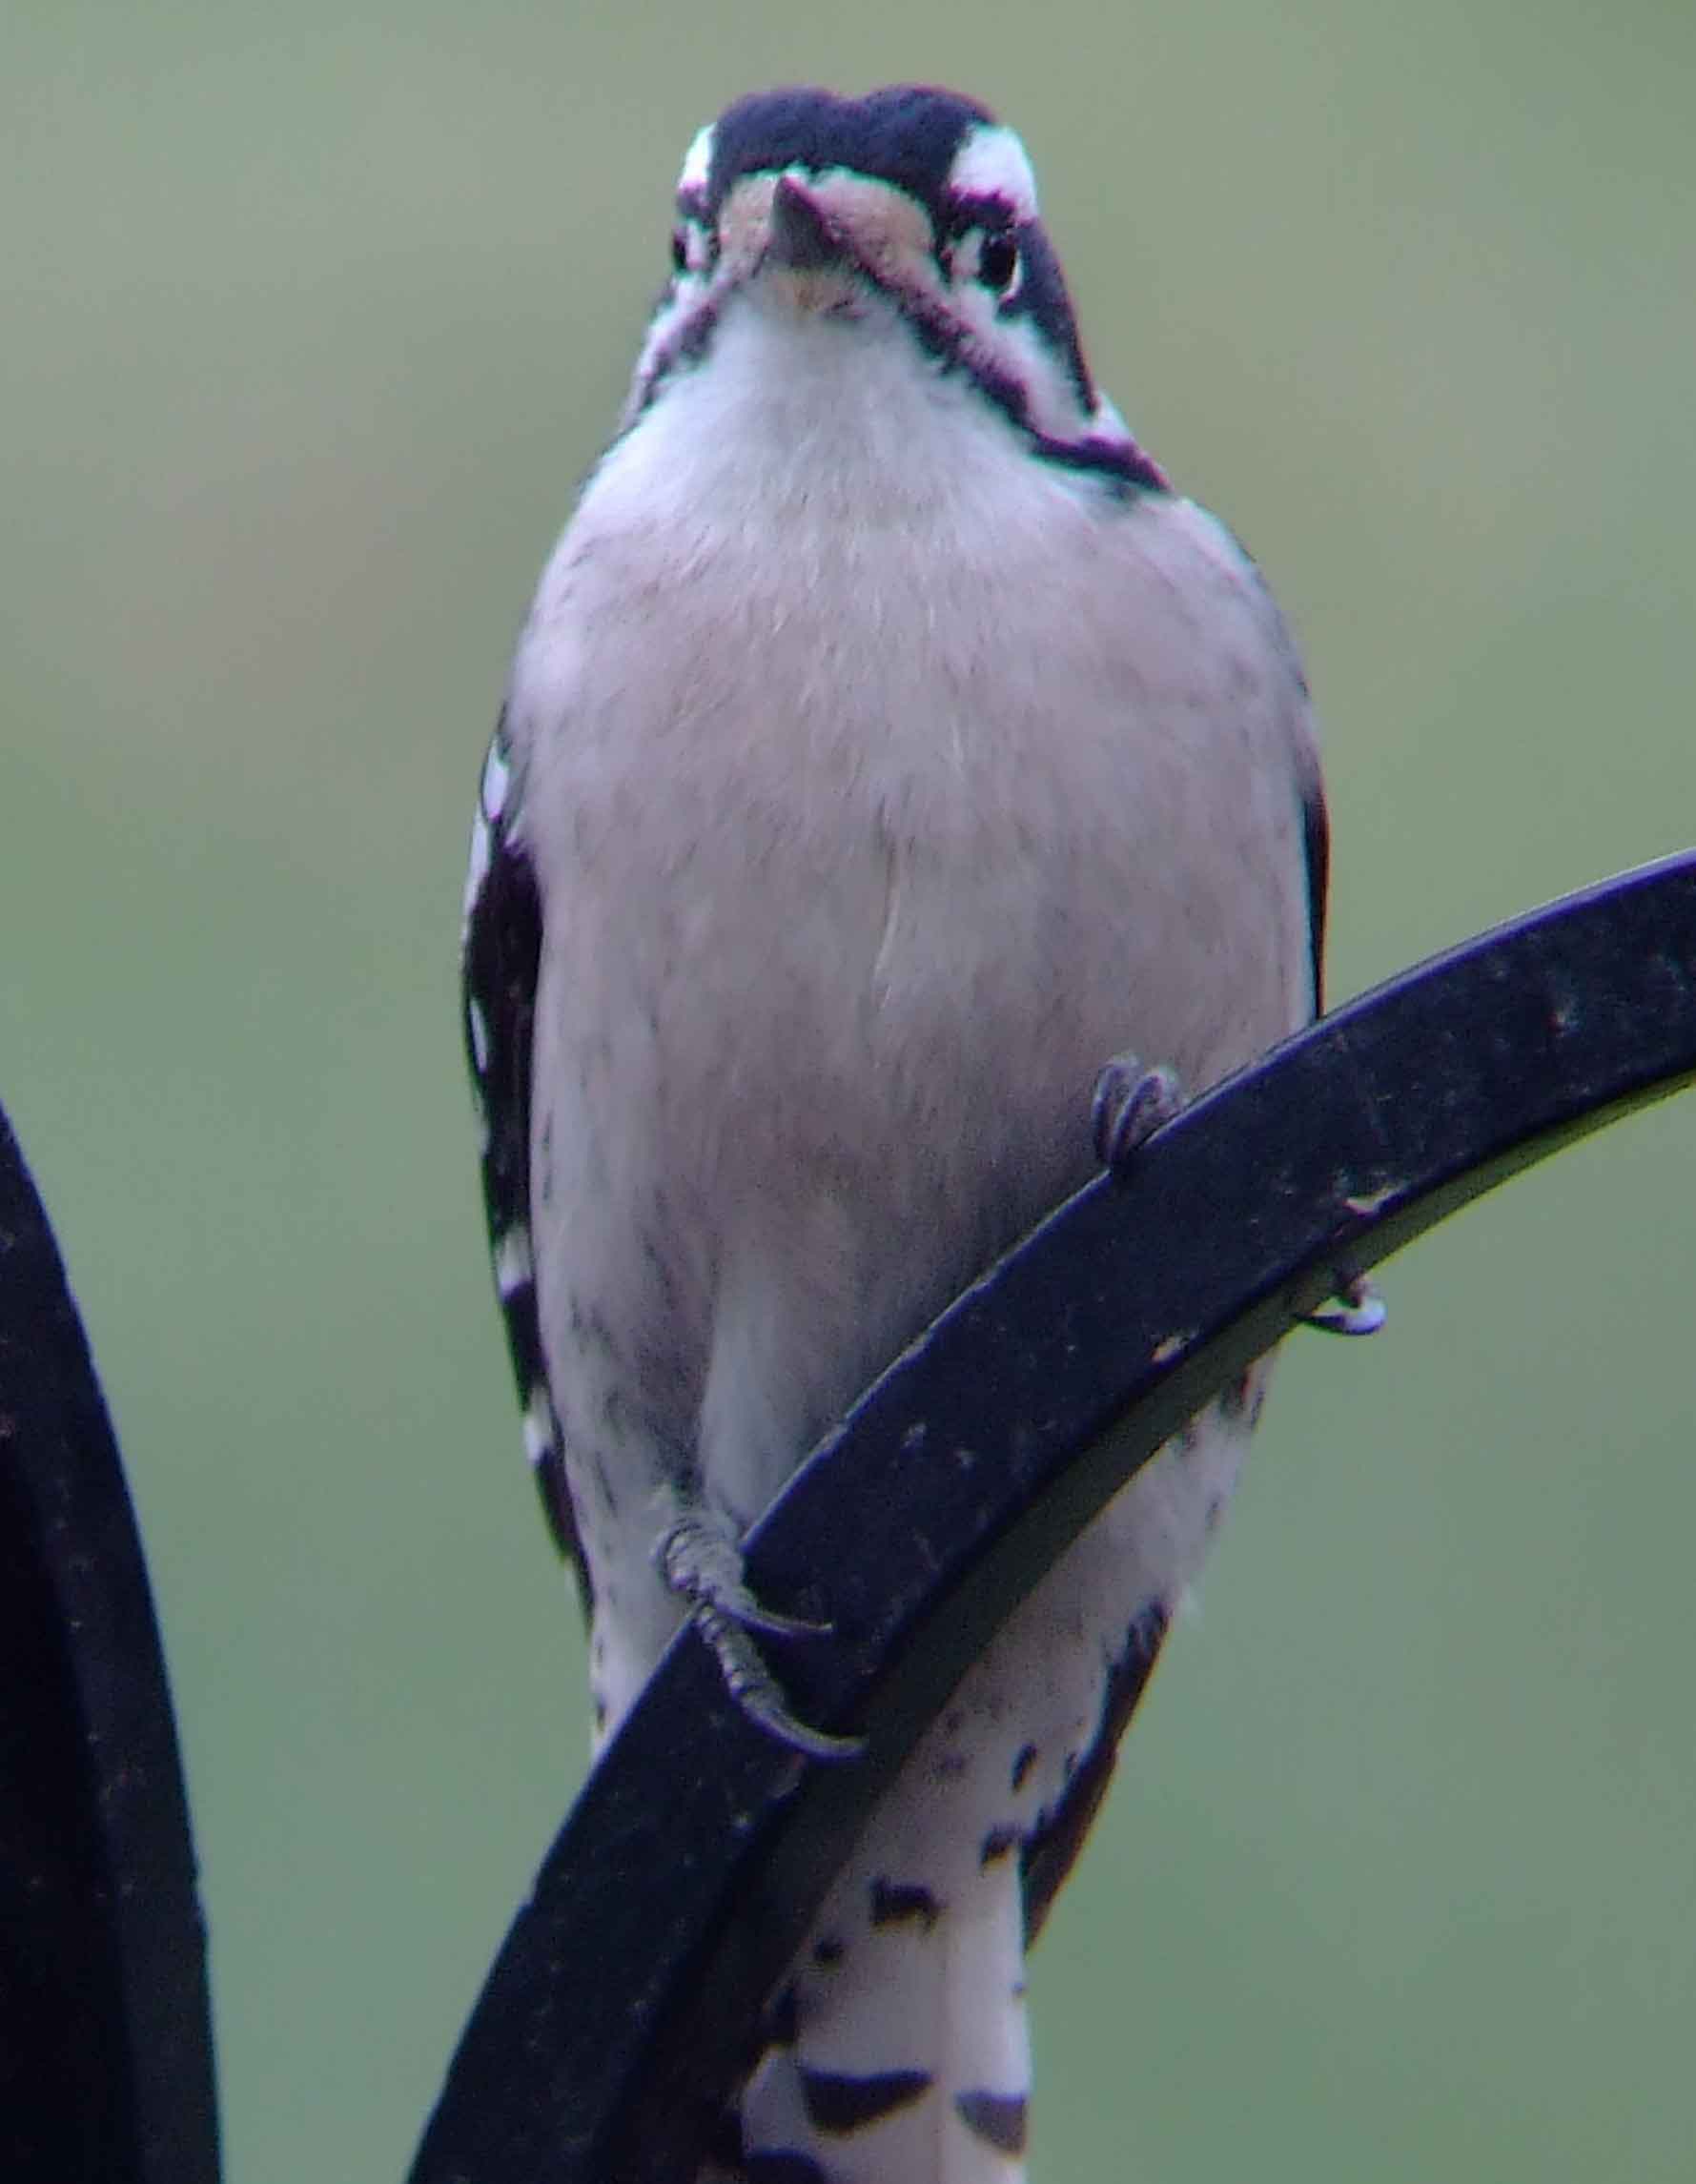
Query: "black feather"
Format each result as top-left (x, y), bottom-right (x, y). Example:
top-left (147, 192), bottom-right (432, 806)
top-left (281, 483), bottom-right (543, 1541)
top-left (1299, 757), bottom-right (1329, 1014)
top-left (1019, 1599), bottom-right (1170, 1943)
top-left (462, 713), bottom-right (592, 1608)
top-left (705, 85), bottom-right (991, 231)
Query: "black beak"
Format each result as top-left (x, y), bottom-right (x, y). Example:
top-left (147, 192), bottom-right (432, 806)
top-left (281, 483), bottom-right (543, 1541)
top-left (767, 175), bottom-right (847, 272)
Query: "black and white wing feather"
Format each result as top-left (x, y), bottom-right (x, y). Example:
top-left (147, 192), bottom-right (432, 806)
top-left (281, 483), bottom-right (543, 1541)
top-left (461, 710), bottom-right (590, 1608)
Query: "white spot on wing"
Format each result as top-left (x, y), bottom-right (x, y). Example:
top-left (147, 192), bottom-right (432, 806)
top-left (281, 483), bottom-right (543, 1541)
top-left (522, 1385), bottom-right (557, 1467)
top-left (948, 123), bottom-right (1039, 218)
top-left (466, 993), bottom-right (490, 1073)
top-left (461, 809), bottom-right (491, 930)
top-left (480, 737), bottom-right (510, 821)
top-left (494, 1224), bottom-right (534, 1297)
top-left (678, 122), bottom-right (714, 196)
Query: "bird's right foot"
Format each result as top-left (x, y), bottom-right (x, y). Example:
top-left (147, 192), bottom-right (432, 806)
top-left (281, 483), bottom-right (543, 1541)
top-left (1092, 1052), bottom-right (1184, 1174)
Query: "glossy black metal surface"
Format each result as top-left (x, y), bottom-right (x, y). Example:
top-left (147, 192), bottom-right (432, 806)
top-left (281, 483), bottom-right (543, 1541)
top-left (0, 1109), bottom-right (220, 2184)
top-left (408, 850), bottom-right (1696, 2184)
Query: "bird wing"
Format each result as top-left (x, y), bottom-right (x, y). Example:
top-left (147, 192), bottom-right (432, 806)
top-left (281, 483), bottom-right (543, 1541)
top-left (461, 709), bottom-right (591, 1606)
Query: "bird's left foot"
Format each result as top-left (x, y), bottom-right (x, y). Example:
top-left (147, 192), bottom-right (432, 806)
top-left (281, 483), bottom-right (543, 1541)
top-left (1093, 1052), bottom-right (1184, 1174)
top-left (657, 1507), bottom-right (864, 1762)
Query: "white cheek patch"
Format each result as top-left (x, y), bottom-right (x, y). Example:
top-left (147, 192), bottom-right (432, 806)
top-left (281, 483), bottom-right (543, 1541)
top-left (947, 273), bottom-right (1091, 440)
top-left (948, 124), bottom-right (1039, 220)
top-left (1003, 313), bottom-right (1089, 439)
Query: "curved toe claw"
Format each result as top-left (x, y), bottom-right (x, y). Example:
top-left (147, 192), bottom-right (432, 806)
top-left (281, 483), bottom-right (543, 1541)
top-left (695, 1599), bottom-right (866, 1763)
top-left (657, 1506), bottom-right (860, 1759)
top-left (1302, 1272), bottom-right (1387, 1337)
top-left (657, 1512), bottom-right (832, 1637)
top-left (1092, 1054), bottom-right (1184, 1174)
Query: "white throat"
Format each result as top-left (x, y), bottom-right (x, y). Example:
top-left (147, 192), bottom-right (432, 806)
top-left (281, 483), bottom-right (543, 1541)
top-left (609, 285), bottom-right (1038, 536)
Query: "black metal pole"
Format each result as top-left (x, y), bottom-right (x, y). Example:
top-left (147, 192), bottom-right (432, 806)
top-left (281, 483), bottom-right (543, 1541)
top-left (0, 1110), bottom-right (221, 2184)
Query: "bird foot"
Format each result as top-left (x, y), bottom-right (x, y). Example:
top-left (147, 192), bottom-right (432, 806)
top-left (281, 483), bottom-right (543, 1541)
top-left (1093, 1053), bottom-right (1184, 1174)
top-left (1300, 1272), bottom-right (1387, 1337)
top-left (657, 1508), bottom-right (864, 1761)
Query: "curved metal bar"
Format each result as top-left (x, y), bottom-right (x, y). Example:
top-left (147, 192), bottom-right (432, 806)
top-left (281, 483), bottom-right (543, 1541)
top-left (0, 1109), bottom-right (221, 2184)
top-left (412, 850), bottom-right (1696, 2184)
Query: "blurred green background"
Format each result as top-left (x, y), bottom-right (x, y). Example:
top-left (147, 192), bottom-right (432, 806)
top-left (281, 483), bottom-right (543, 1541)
top-left (4, 2), bottom-right (1694, 2178)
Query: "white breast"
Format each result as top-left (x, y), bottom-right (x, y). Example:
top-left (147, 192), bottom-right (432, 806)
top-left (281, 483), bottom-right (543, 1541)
top-left (512, 280), bottom-right (1312, 1634)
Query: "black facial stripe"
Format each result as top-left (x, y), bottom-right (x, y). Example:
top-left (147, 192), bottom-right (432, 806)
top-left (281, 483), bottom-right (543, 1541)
top-left (631, 251), bottom-right (1165, 490)
top-left (671, 186), bottom-right (718, 279)
top-left (1031, 427), bottom-right (1167, 488)
top-left (868, 258), bottom-right (1167, 490)
top-left (705, 84), bottom-right (992, 232)
top-left (993, 226), bottom-right (1092, 404)
top-left (627, 291), bottom-right (722, 421)
top-left (641, 92), bottom-right (1173, 493)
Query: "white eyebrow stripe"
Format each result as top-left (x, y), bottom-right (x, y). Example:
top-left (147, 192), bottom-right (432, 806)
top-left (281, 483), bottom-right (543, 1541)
top-left (677, 122), bottom-right (715, 197)
top-left (947, 123), bottom-right (1039, 218)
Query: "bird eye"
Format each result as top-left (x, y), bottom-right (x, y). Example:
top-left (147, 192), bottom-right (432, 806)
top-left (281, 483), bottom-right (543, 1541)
top-left (976, 229), bottom-right (1020, 295)
top-left (670, 227), bottom-right (689, 276)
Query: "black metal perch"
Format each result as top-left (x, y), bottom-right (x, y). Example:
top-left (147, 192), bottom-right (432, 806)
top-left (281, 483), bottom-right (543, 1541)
top-left (407, 850), bottom-right (1696, 2184)
top-left (5, 850), bottom-right (1696, 2184)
